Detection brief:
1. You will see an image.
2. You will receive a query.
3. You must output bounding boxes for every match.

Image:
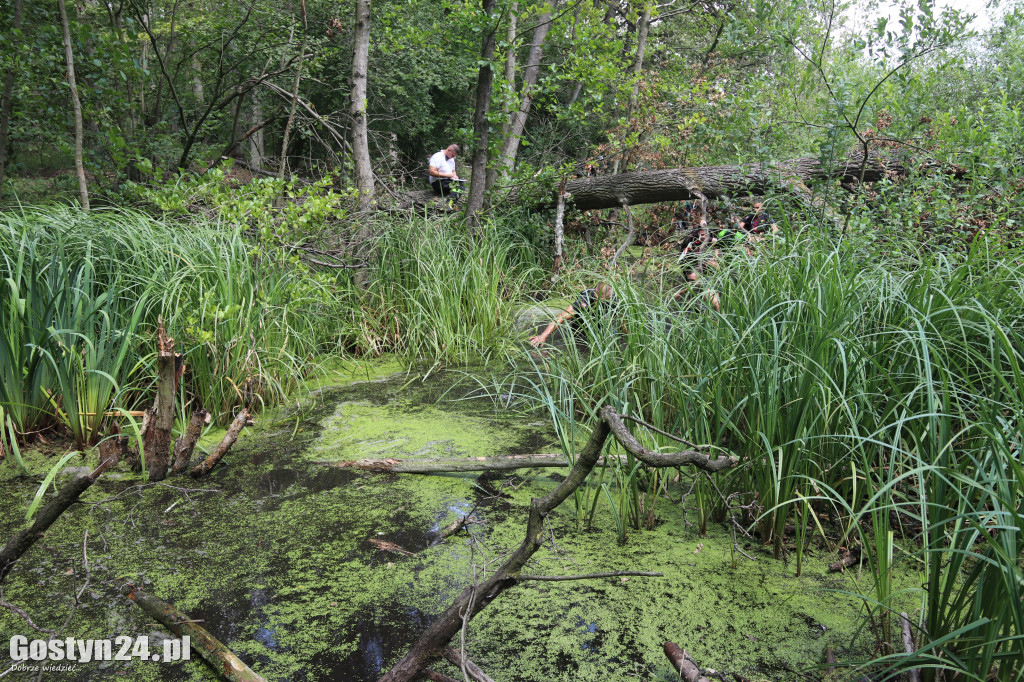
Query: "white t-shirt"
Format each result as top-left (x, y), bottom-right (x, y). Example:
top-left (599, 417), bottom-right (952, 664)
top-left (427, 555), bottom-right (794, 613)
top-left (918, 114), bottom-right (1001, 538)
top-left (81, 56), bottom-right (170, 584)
top-left (428, 150), bottom-right (455, 184)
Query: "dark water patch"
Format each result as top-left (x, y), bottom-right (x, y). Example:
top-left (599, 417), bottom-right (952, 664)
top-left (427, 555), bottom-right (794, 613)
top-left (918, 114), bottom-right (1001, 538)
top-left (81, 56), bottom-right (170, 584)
top-left (311, 600), bottom-right (432, 681)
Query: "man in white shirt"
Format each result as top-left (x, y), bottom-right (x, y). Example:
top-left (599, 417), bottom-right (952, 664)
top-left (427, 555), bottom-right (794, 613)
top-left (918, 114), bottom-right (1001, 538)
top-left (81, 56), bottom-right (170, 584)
top-left (427, 144), bottom-right (461, 197)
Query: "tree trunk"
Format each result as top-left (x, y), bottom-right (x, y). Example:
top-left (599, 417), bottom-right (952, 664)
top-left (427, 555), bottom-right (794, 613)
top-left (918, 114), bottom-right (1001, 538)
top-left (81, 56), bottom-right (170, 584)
top-left (172, 409), bottom-right (210, 474)
top-left (351, 0), bottom-right (374, 210)
top-left (0, 462), bottom-right (109, 584)
top-left (122, 584), bottom-right (266, 682)
top-left (143, 319), bottom-right (176, 481)
top-left (511, 149), bottom-right (908, 212)
top-left (278, 2), bottom-right (308, 184)
top-left (376, 407), bottom-right (737, 682)
top-left (463, 0), bottom-right (498, 227)
top-left (0, 0), bottom-right (23, 200)
top-left (484, 1), bottom-right (517, 194)
top-left (57, 0), bottom-right (89, 210)
top-left (189, 409), bottom-right (251, 478)
top-left (495, 1), bottom-right (559, 176)
top-left (621, 4), bottom-right (651, 172)
top-left (247, 99), bottom-right (266, 167)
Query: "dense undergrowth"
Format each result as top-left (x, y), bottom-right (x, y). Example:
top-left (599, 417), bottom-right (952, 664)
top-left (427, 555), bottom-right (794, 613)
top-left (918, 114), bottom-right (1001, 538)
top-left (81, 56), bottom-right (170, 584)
top-left (2, 171), bottom-right (1023, 680)
top-left (513, 224), bottom-right (1024, 680)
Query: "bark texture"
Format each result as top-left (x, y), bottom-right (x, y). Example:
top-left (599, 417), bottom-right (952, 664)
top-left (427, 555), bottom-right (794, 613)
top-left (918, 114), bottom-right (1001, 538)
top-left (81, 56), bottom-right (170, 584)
top-left (122, 584), bottom-right (266, 682)
top-left (143, 318), bottom-right (176, 481)
top-left (351, 0), bottom-right (373, 210)
top-left (172, 408), bottom-right (211, 474)
top-left (663, 642), bottom-right (710, 682)
top-left (0, 461), bottom-right (108, 584)
top-left (376, 407), bottom-right (737, 682)
top-left (464, 0), bottom-right (498, 226)
top-left (189, 408), bottom-right (251, 478)
top-left (57, 0), bottom-right (90, 209)
top-left (495, 1), bottom-right (558, 175)
top-left (512, 150), bottom-right (907, 211)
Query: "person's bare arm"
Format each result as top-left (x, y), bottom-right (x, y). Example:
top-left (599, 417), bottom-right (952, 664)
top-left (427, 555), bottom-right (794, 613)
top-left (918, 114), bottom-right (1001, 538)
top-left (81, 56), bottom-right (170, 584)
top-left (529, 305), bottom-right (576, 347)
top-left (429, 164), bottom-right (456, 179)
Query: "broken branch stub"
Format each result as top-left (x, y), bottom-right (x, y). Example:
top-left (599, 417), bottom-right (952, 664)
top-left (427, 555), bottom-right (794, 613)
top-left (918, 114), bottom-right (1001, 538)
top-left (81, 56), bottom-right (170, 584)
top-left (173, 409), bottom-right (211, 474)
top-left (663, 642), bottom-right (711, 682)
top-left (144, 317), bottom-right (178, 482)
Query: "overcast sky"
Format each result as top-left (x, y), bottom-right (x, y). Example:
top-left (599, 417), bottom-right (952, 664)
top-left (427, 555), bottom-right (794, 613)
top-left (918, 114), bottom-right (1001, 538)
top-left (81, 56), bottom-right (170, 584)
top-left (847, 0), bottom-right (1004, 34)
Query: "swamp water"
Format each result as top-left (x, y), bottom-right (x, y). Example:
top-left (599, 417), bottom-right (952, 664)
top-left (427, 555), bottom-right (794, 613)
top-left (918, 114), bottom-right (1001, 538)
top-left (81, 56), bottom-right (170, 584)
top-left (1, 362), bottom-right (873, 681)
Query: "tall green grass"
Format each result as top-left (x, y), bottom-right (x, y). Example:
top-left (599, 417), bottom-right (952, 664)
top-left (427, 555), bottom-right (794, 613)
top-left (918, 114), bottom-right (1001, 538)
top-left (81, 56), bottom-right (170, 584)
top-left (513, 228), bottom-right (1024, 678)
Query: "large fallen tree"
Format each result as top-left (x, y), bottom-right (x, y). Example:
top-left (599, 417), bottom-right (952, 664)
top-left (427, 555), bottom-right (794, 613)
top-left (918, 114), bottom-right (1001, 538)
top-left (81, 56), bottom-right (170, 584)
top-left (510, 149), bottom-right (920, 212)
top-left (376, 406), bottom-right (738, 682)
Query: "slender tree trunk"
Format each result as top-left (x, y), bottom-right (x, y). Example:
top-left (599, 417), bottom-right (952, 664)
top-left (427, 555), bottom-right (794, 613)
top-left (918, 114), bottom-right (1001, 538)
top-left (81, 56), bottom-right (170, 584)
top-left (463, 0), bottom-right (498, 227)
top-left (495, 0), bottom-right (559, 176)
top-left (0, 0), bottom-right (23, 200)
top-left (351, 0), bottom-right (374, 210)
top-left (248, 99), bottom-right (266, 167)
top-left (57, 0), bottom-right (89, 209)
top-left (620, 4), bottom-right (650, 173)
top-left (483, 1), bottom-right (516, 193)
top-left (278, 1), bottom-right (308, 183)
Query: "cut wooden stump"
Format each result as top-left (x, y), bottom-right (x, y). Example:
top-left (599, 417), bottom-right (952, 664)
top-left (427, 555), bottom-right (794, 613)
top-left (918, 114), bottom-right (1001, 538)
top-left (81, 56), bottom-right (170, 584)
top-left (122, 583), bottom-right (265, 682)
top-left (663, 642), bottom-right (711, 682)
top-left (190, 409), bottom-right (252, 478)
top-left (143, 317), bottom-right (178, 482)
top-left (0, 460), bottom-right (109, 583)
top-left (430, 516), bottom-right (479, 546)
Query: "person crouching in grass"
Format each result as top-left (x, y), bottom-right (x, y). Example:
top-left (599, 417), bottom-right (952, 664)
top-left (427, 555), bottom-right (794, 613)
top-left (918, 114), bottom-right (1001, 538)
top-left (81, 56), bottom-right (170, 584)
top-left (529, 282), bottom-right (617, 347)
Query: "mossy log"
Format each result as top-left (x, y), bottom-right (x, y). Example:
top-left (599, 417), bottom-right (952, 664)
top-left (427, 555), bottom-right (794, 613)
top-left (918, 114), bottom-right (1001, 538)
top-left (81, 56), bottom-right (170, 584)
top-left (122, 583), bottom-right (265, 682)
top-left (0, 461), bottom-right (108, 583)
top-left (376, 407), bottom-right (738, 682)
top-left (517, 149), bottom-right (912, 211)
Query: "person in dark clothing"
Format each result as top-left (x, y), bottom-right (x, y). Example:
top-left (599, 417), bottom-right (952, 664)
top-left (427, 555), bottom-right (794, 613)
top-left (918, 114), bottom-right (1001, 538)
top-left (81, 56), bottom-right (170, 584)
top-left (529, 282), bottom-right (617, 347)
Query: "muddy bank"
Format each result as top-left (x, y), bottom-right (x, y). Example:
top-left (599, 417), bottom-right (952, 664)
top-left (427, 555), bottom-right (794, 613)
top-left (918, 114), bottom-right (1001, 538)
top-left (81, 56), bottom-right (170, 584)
top-left (1, 361), bottom-right (881, 681)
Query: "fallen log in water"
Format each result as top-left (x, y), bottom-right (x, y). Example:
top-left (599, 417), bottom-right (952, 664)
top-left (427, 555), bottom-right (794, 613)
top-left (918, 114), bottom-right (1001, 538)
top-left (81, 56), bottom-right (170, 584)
top-left (420, 670), bottom-right (459, 682)
top-left (320, 453), bottom-right (629, 473)
top-left (663, 642), bottom-right (711, 682)
top-left (442, 648), bottom-right (496, 682)
top-left (190, 409), bottom-right (252, 478)
top-left (0, 460), bottom-right (109, 584)
top-left (122, 583), bottom-right (265, 682)
top-left (376, 407), bottom-right (738, 682)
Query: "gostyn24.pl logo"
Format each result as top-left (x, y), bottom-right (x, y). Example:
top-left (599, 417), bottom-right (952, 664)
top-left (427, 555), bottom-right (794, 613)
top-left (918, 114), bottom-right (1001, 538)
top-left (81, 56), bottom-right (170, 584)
top-left (9, 635), bottom-right (191, 663)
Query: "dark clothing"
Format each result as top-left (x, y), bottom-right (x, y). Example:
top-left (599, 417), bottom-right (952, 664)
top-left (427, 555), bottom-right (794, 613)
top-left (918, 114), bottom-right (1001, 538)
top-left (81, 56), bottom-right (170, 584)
top-left (740, 212), bottom-right (773, 234)
top-left (430, 178), bottom-right (462, 198)
top-left (570, 289), bottom-right (619, 340)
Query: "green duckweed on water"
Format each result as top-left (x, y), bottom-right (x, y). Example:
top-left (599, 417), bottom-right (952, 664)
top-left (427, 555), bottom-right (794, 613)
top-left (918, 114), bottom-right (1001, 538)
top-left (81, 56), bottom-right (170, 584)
top-left (1, 363), bottom-right (909, 681)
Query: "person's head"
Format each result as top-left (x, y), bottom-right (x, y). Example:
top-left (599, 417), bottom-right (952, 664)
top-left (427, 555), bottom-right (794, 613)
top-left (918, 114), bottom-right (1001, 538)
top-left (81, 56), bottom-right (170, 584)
top-left (445, 144), bottom-right (460, 159)
top-left (595, 282), bottom-right (613, 300)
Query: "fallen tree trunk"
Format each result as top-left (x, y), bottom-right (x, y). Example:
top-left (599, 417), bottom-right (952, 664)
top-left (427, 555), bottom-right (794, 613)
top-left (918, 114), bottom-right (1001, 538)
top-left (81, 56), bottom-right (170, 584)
top-left (663, 642), bottom-right (711, 682)
top-left (442, 648), bottom-right (496, 682)
top-left (323, 453), bottom-right (598, 473)
top-left (513, 149), bottom-right (909, 212)
top-left (189, 409), bottom-right (251, 478)
top-left (122, 583), bottom-right (265, 682)
top-left (0, 460), bottom-right (109, 583)
top-left (376, 407), bottom-right (738, 682)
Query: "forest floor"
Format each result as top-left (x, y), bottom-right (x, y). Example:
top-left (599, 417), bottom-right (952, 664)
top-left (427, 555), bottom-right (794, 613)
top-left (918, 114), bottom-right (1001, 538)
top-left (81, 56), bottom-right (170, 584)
top-left (0, 359), bottom-right (906, 681)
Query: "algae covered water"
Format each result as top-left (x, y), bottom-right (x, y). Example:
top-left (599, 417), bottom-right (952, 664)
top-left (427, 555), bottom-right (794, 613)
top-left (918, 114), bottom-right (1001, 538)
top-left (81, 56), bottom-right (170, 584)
top-left (0, 363), bottom-right (872, 681)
